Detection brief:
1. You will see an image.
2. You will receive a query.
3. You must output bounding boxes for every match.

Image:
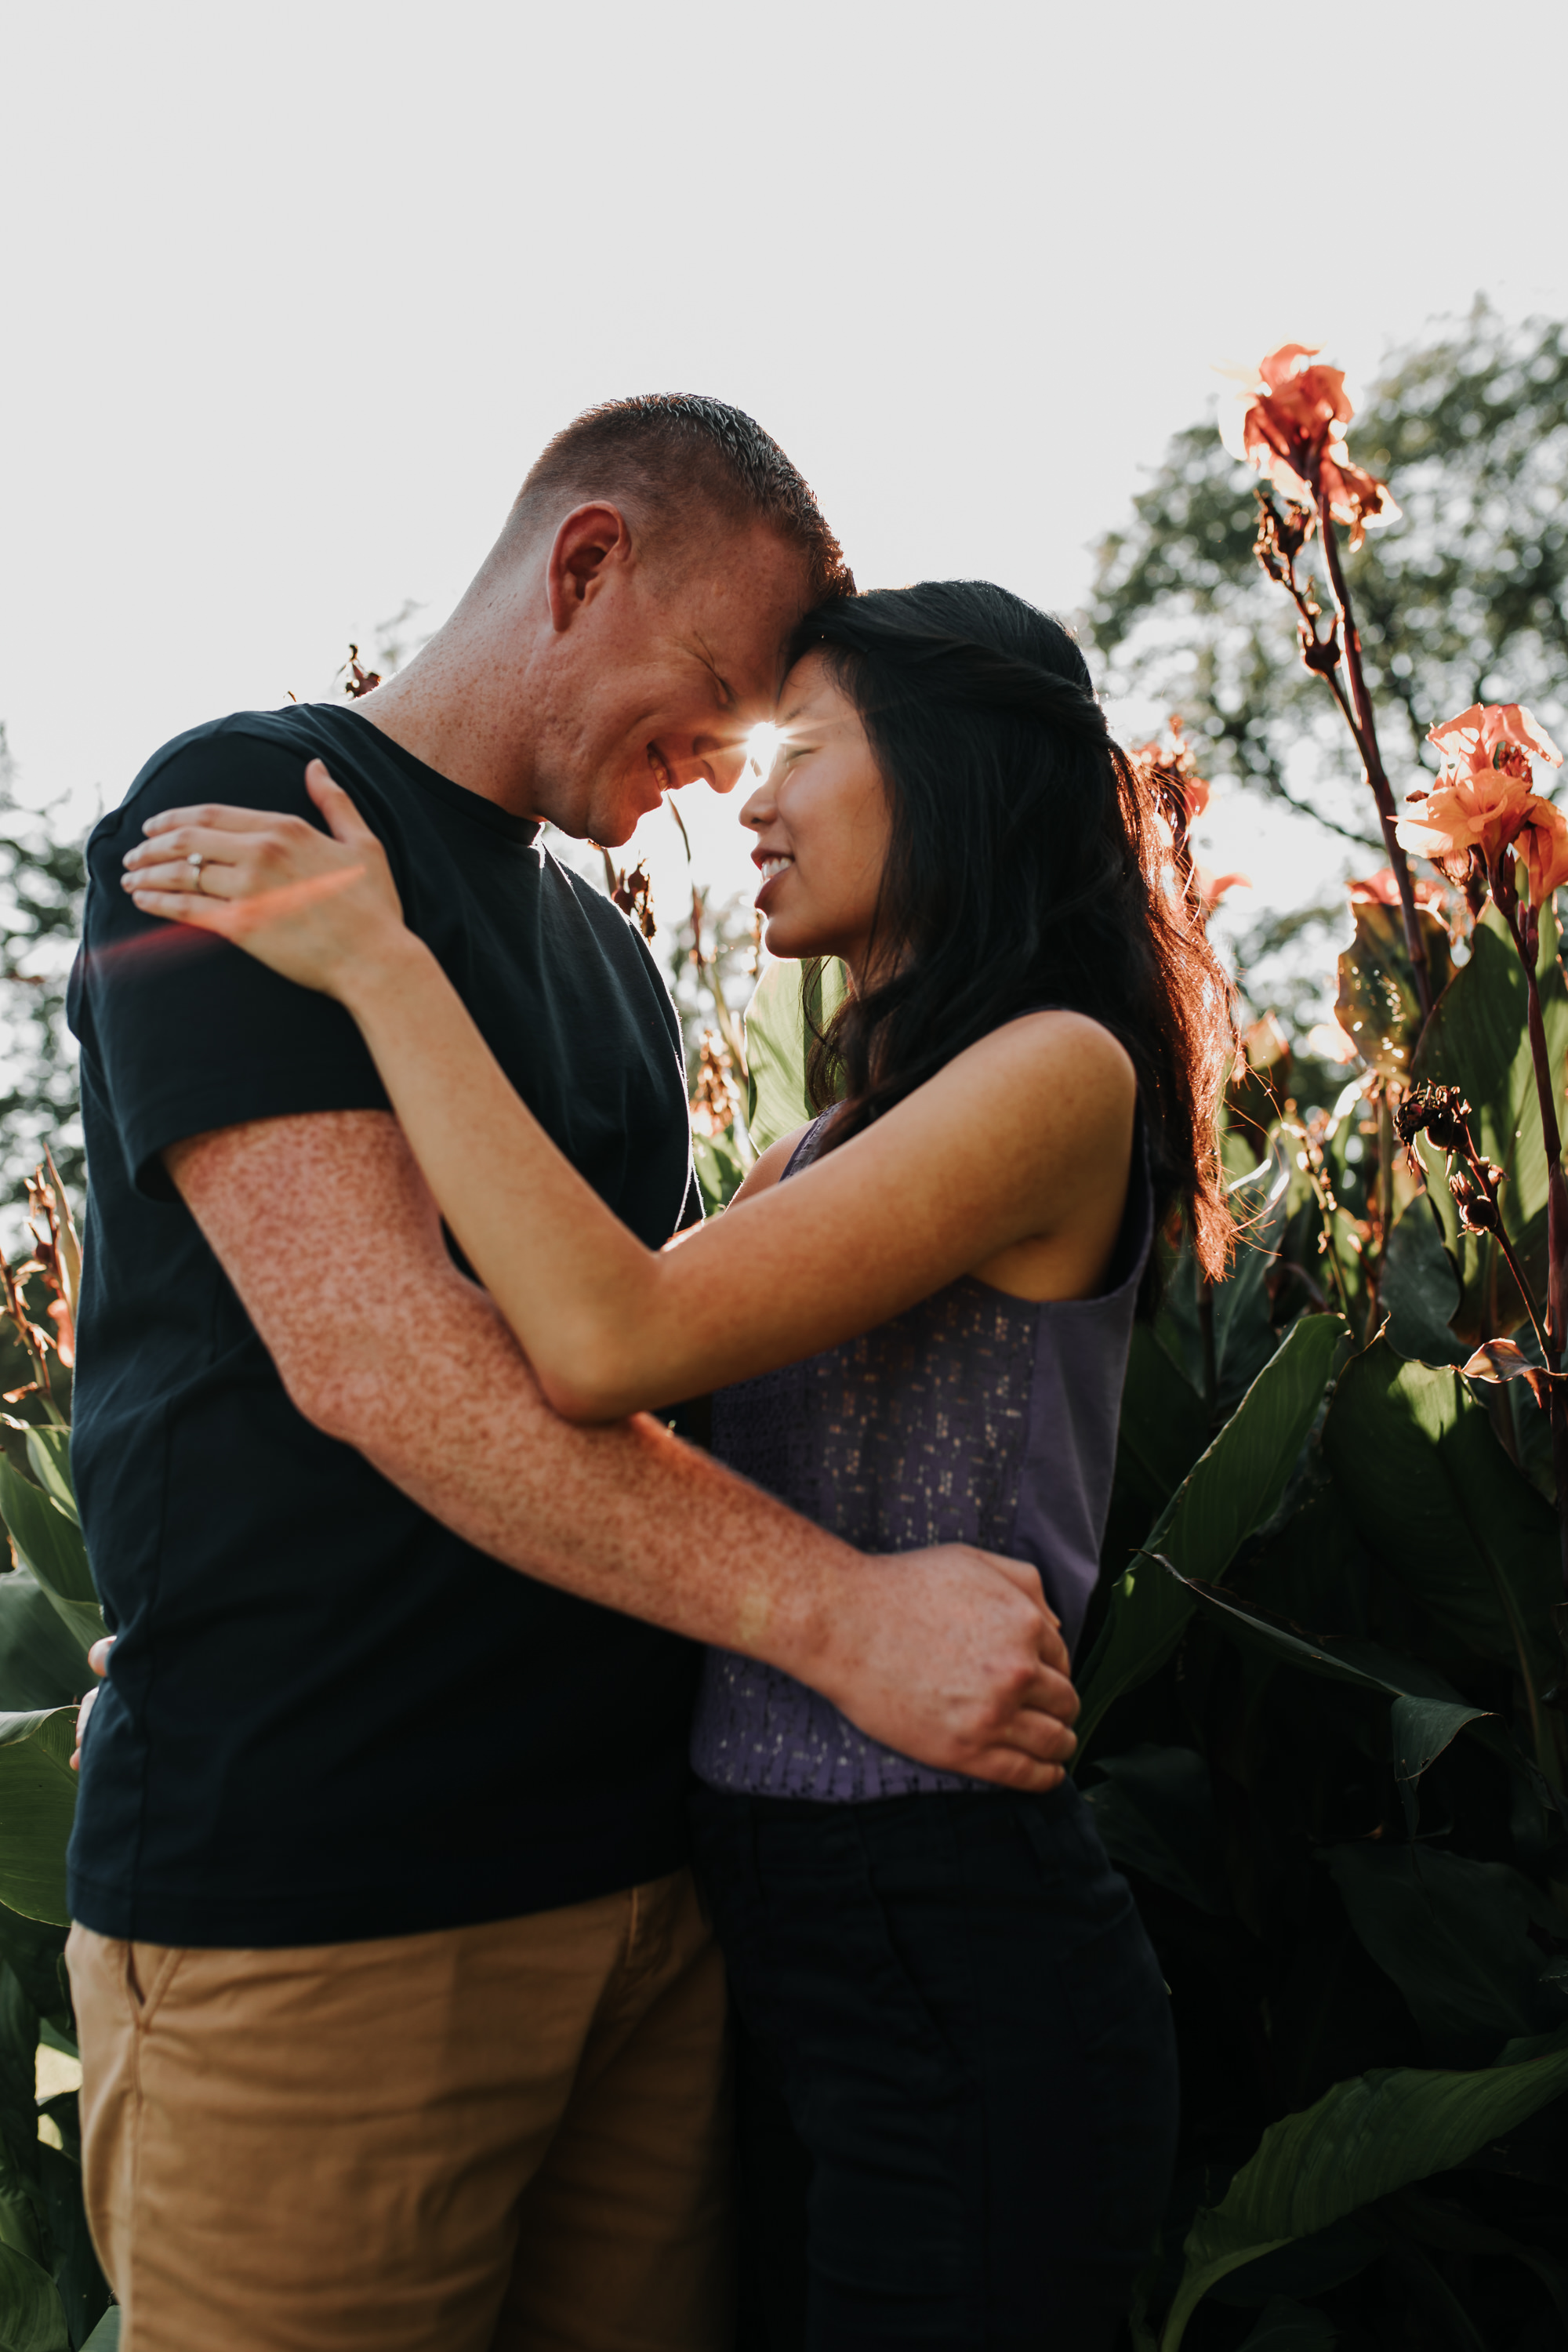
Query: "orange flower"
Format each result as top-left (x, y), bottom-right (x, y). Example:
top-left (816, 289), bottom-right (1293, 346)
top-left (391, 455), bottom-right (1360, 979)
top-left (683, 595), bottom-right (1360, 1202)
top-left (1400, 699), bottom-right (1566, 885)
top-left (1517, 798), bottom-right (1568, 904)
top-left (1347, 869), bottom-right (1446, 911)
top-left (1426, 702), bottom-right (1563, 784)
top-left (1220, 344), bottom-right (1399, 548)
top-left (1396, 767), bottom-right (1538, 870)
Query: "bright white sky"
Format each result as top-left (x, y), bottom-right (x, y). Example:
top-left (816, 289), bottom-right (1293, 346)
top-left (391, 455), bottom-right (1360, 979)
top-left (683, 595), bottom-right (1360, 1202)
top-left (5, 0), bottom-right (1567, 949)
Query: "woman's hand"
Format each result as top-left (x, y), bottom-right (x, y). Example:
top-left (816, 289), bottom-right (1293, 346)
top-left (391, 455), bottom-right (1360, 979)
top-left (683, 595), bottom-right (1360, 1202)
top-left (122, 760), bottom-right (406, 999)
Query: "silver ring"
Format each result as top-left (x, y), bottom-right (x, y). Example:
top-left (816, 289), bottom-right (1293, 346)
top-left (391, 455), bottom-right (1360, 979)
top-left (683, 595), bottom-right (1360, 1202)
top-left (187, 853), bottom-right (205, 885)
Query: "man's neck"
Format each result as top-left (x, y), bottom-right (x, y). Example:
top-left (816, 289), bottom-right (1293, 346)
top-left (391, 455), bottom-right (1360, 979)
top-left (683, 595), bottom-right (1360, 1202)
top-left (345, 623), bottom-right (543, 819)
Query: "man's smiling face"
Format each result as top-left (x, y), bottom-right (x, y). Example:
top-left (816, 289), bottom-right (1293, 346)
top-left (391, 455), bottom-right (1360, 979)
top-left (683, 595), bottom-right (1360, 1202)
top-left (532, 515), bottom-right (815, 848)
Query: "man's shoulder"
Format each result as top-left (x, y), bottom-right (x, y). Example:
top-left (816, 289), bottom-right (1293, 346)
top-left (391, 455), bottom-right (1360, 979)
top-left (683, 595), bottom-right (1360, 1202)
top-left (87, 706), bottom-right (386, 871)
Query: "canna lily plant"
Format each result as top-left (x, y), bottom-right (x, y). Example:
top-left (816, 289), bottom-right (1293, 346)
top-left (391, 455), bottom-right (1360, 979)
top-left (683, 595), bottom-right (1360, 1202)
top-left (738, 343), bottom-right (1568, 2344)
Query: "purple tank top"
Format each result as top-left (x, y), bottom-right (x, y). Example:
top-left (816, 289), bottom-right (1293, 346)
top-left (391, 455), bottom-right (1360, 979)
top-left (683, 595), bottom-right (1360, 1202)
top-left (689, 1105), bottom-right (1153, 1802)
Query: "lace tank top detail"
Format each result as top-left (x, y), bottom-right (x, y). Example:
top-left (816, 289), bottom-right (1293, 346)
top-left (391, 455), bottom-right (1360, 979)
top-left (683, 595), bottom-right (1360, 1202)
top-left (689, 1100), bottom-right (1153, 1802)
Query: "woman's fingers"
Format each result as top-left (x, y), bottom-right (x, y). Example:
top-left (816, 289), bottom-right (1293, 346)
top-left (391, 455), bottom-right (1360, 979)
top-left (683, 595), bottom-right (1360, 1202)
top-left (142, 803), bottom-right (287, 837)
top-left (123, 887), bottom-right (238, 931)
top-left (304, 760), bottom-right (376, 848)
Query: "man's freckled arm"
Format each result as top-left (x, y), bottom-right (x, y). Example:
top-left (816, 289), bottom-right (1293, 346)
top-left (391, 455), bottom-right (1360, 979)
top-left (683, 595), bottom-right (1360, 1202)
top-left (165, 1110), bottom-right (840, 1662)
top-left (163, 1109), bottom-right (1080, 1792)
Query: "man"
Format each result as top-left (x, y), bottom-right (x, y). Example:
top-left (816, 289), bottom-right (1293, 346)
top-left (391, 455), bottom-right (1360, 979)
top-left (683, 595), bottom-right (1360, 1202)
top-left (66, 395), bottom-right (1078, 2352)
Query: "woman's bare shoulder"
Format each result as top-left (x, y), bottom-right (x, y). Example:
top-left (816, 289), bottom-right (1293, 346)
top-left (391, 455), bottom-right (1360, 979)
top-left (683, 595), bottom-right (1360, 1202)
top-left (716, 1120), bottom-right (817, 1211)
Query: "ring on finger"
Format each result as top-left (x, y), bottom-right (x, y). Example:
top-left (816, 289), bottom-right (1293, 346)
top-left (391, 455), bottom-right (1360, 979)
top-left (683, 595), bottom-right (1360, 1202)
top-left (187, 852), bottom-right (206, 891)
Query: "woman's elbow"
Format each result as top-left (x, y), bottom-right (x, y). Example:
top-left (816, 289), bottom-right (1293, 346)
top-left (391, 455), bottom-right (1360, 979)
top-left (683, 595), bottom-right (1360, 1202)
top-left (535, 1339), bottom-right (638, 1426)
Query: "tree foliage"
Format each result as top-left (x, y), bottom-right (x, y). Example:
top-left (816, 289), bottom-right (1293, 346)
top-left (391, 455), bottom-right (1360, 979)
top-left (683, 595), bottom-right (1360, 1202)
top-left (0, 735), bottom-right (85, 1224)
top-left (1086, 303), bottom-right (1568, 853)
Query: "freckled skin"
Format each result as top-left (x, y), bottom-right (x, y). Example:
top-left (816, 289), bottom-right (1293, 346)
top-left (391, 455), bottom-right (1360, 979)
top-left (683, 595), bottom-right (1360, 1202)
top-left (162, 1109), bottom-right (1080, 1788)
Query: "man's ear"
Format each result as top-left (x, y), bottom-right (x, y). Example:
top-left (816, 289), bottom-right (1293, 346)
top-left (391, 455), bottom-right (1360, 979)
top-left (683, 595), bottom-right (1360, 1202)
top-left (546, 503), bottom-right (633, 633)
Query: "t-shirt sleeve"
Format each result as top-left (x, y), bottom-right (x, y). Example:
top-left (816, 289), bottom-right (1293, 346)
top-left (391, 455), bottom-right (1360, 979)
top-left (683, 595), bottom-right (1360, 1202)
top-left (78, 731), bottom-right (392, 1200)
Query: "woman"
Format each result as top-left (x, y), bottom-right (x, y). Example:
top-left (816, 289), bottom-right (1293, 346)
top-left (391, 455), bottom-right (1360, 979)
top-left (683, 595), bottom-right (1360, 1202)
top-left (123, 581), bottom-right (1232, 2350)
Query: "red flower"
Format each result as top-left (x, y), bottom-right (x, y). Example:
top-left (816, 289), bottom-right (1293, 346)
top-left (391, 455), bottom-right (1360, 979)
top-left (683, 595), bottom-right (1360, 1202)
top-left (1221, 344), bottom-right (1399, 548)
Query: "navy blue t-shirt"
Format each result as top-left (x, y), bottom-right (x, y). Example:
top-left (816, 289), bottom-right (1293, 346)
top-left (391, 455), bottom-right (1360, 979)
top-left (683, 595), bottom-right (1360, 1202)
top-left (67, 703), bottom-right (702, 1947)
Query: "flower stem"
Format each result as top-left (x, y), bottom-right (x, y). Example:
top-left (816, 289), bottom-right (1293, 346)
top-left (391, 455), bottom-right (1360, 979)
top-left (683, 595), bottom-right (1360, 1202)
top-left (1314, 496), bottom-right (1435, 1022)
top-left (1493, 883), bottom-right (1568, 1594)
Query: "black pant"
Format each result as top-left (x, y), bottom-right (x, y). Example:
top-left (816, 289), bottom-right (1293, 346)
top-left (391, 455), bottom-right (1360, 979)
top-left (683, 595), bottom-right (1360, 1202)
top-left (689, 1780), bottom-right (1178, 2352)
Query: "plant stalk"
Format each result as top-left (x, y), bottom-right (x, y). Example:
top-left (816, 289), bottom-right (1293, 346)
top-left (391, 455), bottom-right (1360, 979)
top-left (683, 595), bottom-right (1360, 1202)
top-left (1493, 880), bottom-right (1568, 1595)
top-left (1313, 492), bottom-right (1435, 1022)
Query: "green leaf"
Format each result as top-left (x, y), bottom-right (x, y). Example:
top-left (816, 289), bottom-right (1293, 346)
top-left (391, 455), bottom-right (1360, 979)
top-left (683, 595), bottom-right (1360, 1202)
top-left (1334, 902), bottom-right (1452, 1082)
top-left (741, 958), bottom-right (847, 1154)
top-left (690, 1127), bottom-right (747, 1217)
top-left (0, 1575), bottom-right (93, 1716)
top-left (0, 2242), bottom-right (69, 2352)
top-left (1320, 1338), bottom-right (1561, 1688)
top-left (1380, 1195), bottom-right (1465, 1367)
top-left (1099, 1325), bottom-right (1211, 1588)
top-left (1323, 1845), bottom-right (1567, 2064)
top-left (17, 1441), bottom-right (74, 1533)
top-left (1159, 2045), bottom-right (1568, 2350)
top-left (1236, 2299), bottom-right (1338, 2350)
top-left (0, 1466), bottom-right (103, 1657)
top-left (1169, 1572), bottom-right (1501, 1819)
top-left (1151, 1145), bottom-right (1294, 1417)
top-left (80, 2308), bottom-right (120, 2350)
top-left (38, 2138), bottom-right (110, 2350)
top-left (0, 1911), bottom-right (68, 2038)
top-left (1410, 906), bottom-right (1568, 1341)
top-left (1083, 1745), bottom-right (1229, 1915)
top-left (0, 1716), bottom-right (77, 1929)
top-left (1076, 1315), bottom-right (1344, 1752)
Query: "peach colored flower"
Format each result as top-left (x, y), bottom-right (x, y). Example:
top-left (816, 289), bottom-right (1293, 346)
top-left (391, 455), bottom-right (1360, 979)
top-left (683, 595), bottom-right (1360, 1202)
top-left (1517, 797), bottom-right (1568, 904)
top-left (1220, 344), bottom-right (1399, 548)
top-left (1396, 767), bottom-right (1538, 870)
top-left (1400, 699), bottom-right (1567, 884)
top-left (1426, 702), bottom-right (1563, 785)
top-left (1347, 868), bottom-right (1446, 912)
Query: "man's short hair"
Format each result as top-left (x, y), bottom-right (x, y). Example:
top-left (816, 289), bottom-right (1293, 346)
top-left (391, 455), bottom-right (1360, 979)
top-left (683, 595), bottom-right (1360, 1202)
top-left (514, 394), bottom-right (854, 604)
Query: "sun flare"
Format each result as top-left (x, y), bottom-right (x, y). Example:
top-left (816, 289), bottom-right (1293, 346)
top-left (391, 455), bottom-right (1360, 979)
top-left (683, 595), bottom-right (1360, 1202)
top-left (745, 722), bottom-right (781, 782)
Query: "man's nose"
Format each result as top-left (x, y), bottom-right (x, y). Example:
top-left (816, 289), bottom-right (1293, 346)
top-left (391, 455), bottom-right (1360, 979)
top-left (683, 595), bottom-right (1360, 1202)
top-left (703, 739), bottom-right (750, 797)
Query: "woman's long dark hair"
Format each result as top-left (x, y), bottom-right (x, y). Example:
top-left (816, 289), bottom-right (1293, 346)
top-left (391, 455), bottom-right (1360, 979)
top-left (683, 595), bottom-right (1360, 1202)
top-left (787, 581), bottom-right (1234, 1298)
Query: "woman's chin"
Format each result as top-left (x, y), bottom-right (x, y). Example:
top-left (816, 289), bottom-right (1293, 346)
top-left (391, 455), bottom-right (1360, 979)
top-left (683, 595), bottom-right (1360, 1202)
top-left (760, 915), bottom-right (830, 964)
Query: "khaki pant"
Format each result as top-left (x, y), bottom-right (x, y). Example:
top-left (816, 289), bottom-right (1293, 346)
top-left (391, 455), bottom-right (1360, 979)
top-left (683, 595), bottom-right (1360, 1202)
top-left (67, 1869), bottom-right (732, 2352)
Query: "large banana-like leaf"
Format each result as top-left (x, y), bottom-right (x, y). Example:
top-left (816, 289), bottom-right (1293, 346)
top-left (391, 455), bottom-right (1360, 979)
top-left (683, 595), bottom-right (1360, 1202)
top-left (1167, 1572), bottom-right (1508, 1795)
top-left (1410, 906), bottom-right (1568, 1341)
top-left (0, 1715), bottom-right (77, 1928)
top-left (1324, 1844), bottom-right (1568, 2062)
top-left (1335, 900), bottom-right (1453, 1081)
top-left (1320, 1338), bottom-right (1560, 1690)
top-left (742, 957), bottom-right (848, 1154)
top-left (0, 1464), bottom-right (102, 1657)
top-left (20, 1435), bottom-right (75, 1529)
top-left (0, 1573), bottom-right (93, 1716)
top-left (1236, 2302), bottom-right (1338, 2351)
top-left (1075, 1314), bottom-right (1345, 1751)
top-left (1160, 2044), bottom-right (1568, 2349)
top-left (0, 2241), bottom-right (69, 2352)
